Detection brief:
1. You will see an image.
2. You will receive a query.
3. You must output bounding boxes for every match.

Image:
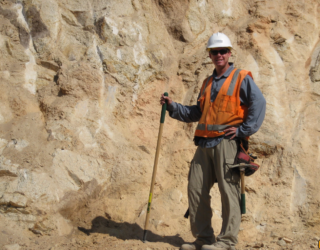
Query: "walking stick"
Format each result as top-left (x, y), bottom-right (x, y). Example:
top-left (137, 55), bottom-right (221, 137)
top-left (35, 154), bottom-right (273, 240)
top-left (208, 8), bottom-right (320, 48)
top-left (143, 92), bottom-right (168, 243)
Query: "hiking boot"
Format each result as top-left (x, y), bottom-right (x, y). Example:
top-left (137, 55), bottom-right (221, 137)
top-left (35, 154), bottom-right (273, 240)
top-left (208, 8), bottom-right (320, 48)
top-left (180, 241), bottom-right (203, 250)
top-left (201, 241), bottom-right (235, 250)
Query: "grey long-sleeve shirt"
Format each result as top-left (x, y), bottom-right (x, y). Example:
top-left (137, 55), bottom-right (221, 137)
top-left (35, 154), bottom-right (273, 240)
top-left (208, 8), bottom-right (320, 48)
top-left (167, 63), bottom-right (266, 148)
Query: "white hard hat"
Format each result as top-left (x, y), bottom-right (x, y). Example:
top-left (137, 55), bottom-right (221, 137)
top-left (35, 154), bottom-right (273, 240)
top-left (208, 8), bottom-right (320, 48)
top-left (206, 32), bottom-right (233, 51)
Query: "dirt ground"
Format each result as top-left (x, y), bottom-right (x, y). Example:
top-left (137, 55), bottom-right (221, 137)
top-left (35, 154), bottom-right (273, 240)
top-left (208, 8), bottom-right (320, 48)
top-left (1, 208), bottom-right (319, 250)
top-left (2, 227), bottom-right (319, 250)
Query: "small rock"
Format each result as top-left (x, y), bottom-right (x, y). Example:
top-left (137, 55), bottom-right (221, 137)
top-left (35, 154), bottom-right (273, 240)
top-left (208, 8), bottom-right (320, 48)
top-left (29, 228), bottom-right (43, 235)
top-left (283, 237), bottom-right (293, 243)
top-left (4, 244), bottom-right (21, 250)
top-left (278, 239), bottom-right (286, 246)
top-left (0, 193), bottom-right (27, 208)
top-left (253, 242), bottom-right (264, 248)
top-left (241, 214), bottom-right (251, 222)
top-left (260, 222), bottom-right (267, 226)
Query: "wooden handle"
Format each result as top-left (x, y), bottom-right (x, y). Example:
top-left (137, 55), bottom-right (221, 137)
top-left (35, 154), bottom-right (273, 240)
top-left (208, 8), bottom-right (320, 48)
top-left (143, 92), bottom-right (168, 242)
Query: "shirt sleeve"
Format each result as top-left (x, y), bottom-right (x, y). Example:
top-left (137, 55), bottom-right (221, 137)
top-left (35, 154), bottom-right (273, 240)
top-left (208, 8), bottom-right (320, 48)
top-left (237, 75), bottom-right (266, 137)
top-left (167, 95), bottom-right (202, 123)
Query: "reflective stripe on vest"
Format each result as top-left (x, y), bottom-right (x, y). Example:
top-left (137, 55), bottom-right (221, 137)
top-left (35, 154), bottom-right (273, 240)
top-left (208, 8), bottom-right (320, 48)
top-left (227, 69), bottom-right (241, 96)
top-left (196, 124), bottom-right (240, 132)
top-left (194, 68), bottom-right (253, 138)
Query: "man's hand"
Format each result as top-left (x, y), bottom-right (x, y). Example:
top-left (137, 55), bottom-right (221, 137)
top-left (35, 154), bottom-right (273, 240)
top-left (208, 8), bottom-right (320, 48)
top-left (223, 127), bottom-right (238, 140)
top-left (160, 94), bottom-right (172, 106)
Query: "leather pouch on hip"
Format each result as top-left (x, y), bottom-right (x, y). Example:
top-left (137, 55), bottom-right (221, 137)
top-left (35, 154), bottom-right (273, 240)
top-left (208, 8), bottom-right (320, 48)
top-left (236, 140), bottom-right (260, 176)
top-left (237, 151), bottom-right (250, 164)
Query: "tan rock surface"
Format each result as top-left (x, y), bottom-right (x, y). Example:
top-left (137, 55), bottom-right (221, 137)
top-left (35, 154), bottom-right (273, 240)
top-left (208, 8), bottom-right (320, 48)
top-left (0, 0), bottom-right (319, 249)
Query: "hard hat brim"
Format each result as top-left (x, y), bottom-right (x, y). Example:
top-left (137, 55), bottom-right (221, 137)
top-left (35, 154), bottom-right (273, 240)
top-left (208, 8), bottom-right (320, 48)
top-left (207, 46), bottom-right (233, 51)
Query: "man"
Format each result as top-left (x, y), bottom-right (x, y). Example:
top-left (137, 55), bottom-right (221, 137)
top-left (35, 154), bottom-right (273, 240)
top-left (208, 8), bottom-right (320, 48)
top-left (160, 32), bottom-right (266, 250)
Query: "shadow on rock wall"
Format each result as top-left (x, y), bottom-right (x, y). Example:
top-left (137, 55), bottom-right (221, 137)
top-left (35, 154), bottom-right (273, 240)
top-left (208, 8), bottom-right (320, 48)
top-left (78, 216), bottom-right (184, 247)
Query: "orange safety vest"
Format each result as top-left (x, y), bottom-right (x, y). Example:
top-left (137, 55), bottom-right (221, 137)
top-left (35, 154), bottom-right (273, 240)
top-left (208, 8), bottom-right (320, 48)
top-left (194, 68), bottom-right (253, 138)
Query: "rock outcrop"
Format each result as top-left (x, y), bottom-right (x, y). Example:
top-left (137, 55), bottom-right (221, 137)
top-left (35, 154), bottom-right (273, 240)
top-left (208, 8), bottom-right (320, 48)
top-left (0, 0), bottom-right (319, 249)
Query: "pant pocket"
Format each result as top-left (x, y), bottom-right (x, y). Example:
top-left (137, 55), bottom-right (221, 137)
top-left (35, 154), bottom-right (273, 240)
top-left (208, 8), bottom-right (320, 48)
top-left (224, 158), bottom-right (240, 183)
top-left (188, 159), bottom-right (203, 189)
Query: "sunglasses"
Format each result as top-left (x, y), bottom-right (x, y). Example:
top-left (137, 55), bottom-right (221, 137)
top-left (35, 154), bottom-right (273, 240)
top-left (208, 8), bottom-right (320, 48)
top-left (209, 49), bottom-right (230, 56)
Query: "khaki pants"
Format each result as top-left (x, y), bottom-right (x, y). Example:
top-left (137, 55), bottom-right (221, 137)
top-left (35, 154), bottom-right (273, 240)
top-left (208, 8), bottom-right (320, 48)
top-left (188, 139), bottom-right (241, 248)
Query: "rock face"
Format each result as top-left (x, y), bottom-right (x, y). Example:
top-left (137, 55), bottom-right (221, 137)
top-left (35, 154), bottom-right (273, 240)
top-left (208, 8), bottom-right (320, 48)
top-left (0, 0), bottom-right (319, 249)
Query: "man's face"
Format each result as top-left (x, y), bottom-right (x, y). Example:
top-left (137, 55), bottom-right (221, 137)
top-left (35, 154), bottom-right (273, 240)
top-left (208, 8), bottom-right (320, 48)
top-left (209, 47), bottom-right (231, 68)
